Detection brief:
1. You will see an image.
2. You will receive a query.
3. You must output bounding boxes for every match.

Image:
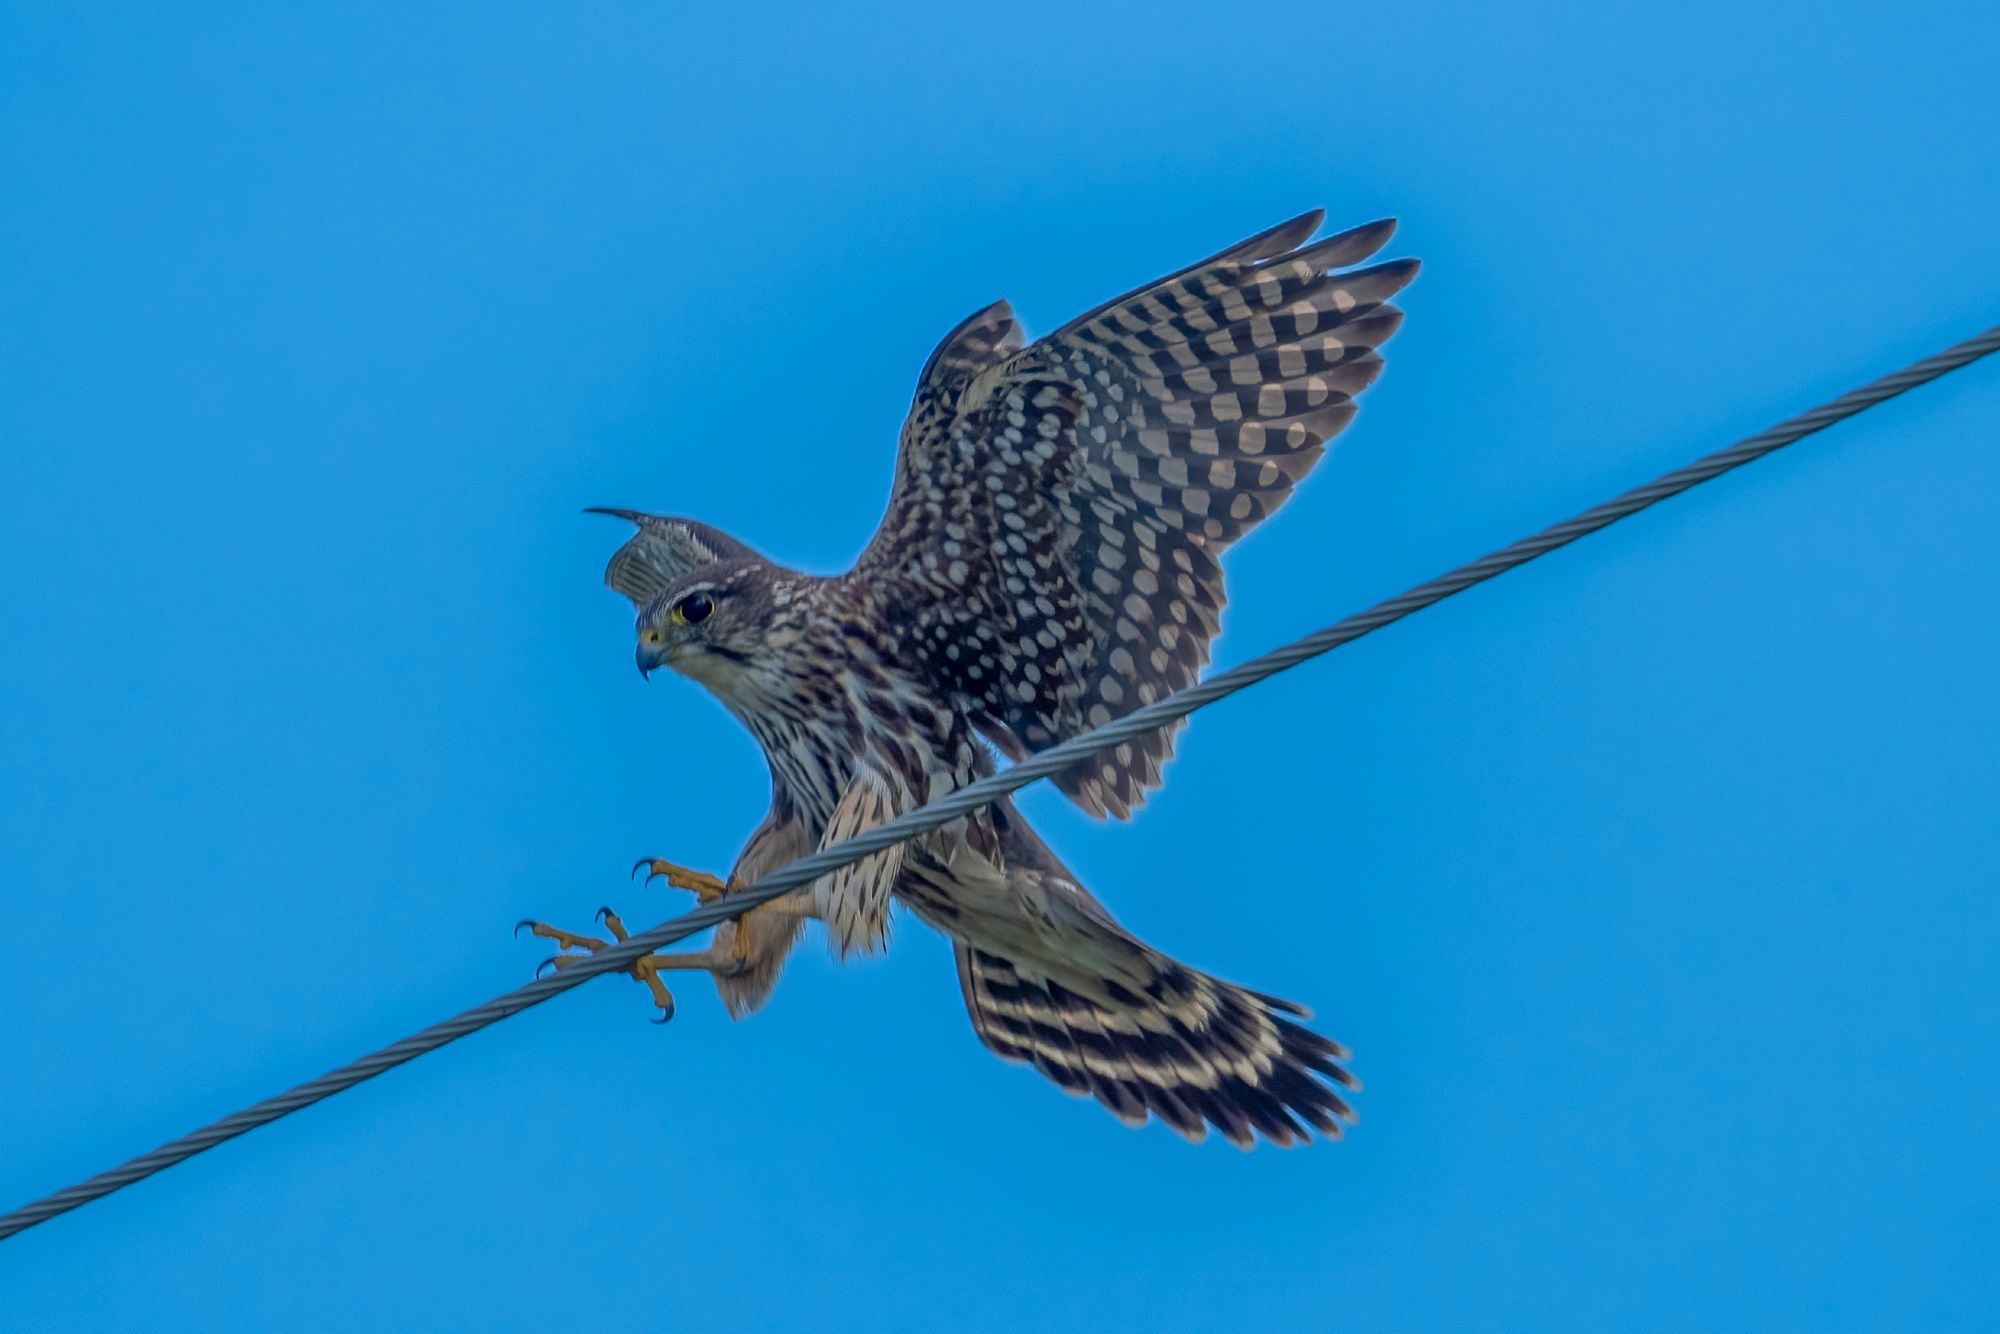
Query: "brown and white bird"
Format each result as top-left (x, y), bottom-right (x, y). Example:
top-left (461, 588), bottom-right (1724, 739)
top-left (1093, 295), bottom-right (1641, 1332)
top-left (520, 211), bottom-right (1417, 1147)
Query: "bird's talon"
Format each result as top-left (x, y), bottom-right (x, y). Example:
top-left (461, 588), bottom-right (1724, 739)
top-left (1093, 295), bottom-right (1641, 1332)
top-left (632, 857), bottom-right (729, 903)
top-left (517, 888), bottom-right (718, 1023)
top-left (512, 918), bottom-right (536, 938)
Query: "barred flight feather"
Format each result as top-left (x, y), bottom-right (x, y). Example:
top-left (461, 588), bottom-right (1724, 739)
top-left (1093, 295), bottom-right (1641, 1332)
top-left (858, 212), bottom-right (1417, 819)
top-left (954, 944), bottom-right (1358, 1149)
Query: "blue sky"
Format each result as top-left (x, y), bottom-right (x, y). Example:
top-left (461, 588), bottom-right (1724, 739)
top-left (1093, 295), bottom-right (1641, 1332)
top-left (3, 3), bottom-right (1997, 1329)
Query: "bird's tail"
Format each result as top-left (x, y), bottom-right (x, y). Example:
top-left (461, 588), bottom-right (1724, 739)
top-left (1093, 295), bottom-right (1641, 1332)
top-left (954, 942), bottom-right (1357, 1147)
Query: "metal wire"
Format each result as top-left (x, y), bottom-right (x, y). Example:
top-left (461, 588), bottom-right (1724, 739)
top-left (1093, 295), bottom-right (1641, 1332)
top-left (4, 323), bottom-right (1995, 1243)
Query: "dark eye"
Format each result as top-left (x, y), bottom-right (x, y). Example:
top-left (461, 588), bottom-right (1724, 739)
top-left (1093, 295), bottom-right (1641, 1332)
top-left (676, 592), bottom-right (714, 625)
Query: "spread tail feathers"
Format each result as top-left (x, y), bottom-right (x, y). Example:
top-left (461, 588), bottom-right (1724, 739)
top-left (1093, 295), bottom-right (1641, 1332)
top-left (954, 944), bottom-right (1357, 1148)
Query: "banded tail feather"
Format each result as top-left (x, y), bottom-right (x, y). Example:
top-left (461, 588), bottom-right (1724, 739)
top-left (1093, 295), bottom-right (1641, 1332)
top-left (954, 943), bottom-right (1357, 1148)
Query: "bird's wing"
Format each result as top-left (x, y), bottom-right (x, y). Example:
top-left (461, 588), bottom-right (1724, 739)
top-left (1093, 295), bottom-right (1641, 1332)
top-left (813, 757), bottom-right (909, 957)
top-left (589, 509), bottom-right (765, 608)
top-left (920, 811), bottom-right (1355, 1147)
top-left (853, 212), bottom-right (1416, 818)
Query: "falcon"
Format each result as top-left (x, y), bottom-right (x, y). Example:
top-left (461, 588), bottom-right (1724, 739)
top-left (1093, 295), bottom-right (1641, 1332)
top-left (520, 211), bottom-right (1417, 1146)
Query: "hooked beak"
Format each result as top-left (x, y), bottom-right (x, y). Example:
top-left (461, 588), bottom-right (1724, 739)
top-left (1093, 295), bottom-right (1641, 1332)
top-left (636, 640), bottom-right (667, 679)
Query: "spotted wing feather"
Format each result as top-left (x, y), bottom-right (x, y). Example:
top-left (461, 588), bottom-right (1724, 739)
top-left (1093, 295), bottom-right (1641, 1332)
top-left (857, 212), bottom-right (1417, 817)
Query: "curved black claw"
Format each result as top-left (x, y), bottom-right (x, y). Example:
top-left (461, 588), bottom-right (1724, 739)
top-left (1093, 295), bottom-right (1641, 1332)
top-left (513, 918), bottom-right (538, 939)
top-left (651, 997), bottom-right (676, 1025)
top-left (630, 857), bottom-right (654, 882)
top-left (535, 956), bottom-right (560, 979)
top-left (594, 906), bottom-right (616, 926)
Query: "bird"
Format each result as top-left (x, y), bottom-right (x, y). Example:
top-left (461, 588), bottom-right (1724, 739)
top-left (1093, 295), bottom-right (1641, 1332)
top-left (519, 210), bottom-right (1418, 1147)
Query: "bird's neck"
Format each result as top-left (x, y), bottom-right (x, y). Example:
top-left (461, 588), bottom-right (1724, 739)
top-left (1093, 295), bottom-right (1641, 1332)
top-left (696, 579), bottom-right (875, 831)
top-left (696, 580), bottom-right (989, 836)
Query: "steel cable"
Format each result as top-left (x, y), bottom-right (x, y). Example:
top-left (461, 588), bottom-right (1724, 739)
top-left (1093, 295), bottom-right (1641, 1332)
top-left (4, 322), bottom-right (1995, 1242)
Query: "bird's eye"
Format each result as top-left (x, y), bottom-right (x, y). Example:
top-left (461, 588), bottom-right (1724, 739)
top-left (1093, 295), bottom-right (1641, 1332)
top-left (673, 592), bottom-right (715, 626)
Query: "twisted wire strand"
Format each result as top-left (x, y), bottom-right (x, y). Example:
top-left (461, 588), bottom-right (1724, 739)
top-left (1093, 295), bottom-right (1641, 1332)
top-left (4, 323), bottom-right (1995, 1243)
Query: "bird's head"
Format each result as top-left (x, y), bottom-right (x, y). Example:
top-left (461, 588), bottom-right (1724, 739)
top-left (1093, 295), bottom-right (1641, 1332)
top-left (633, 559), bottom-right (795, 695)
top-left (592, 509), bottom-right (813, 709)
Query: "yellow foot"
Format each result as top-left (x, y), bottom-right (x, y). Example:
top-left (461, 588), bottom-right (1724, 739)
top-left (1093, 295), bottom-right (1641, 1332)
top-left (632, 857), bottom-right (728, 902)
top-left (514, 909), bottom-right (679, 1023)
top-left (630, 857), bottom-right (752, 967)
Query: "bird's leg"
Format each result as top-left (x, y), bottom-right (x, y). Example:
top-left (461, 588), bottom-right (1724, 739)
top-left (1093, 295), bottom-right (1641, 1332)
top-left (518, 921), bottom-right (607, 954)
top-left (516, 859), bottom-right (746, 1021)
top-left (596, 907), bottom-right (683, 1019)
top-left (514, 910), bottom-right (670, 1019)
top-left (635, 856), bottom-right (751, 967)
top-left (634, 856), bottom-right (728, 903)
top-left (517, 908), bottom-right (740, 1023)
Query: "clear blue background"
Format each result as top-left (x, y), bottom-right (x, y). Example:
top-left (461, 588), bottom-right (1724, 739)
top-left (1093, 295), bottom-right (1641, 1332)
top-left (4, 4), bottom-right (1997, 1329)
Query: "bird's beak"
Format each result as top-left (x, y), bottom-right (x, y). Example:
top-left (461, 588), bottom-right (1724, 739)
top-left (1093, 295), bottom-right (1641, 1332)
top-left (636, 641), bottom-right (666, 679)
